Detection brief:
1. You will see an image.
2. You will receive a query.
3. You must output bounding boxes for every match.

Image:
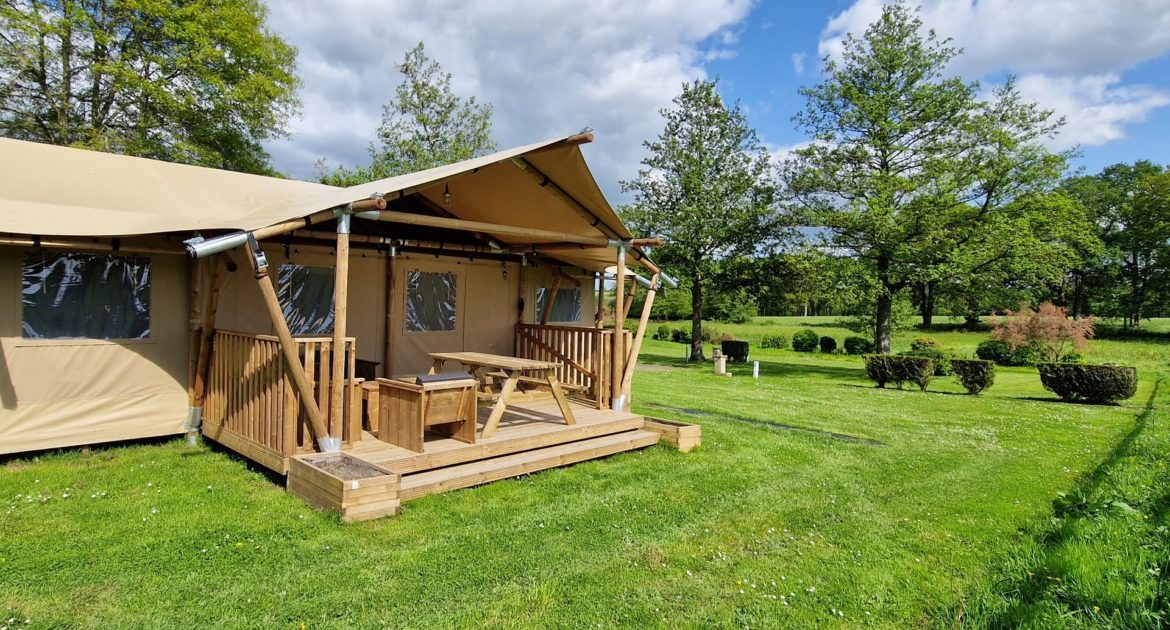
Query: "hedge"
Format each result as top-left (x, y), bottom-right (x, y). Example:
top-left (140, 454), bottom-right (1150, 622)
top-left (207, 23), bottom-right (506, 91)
top-left (976, 339), bottom-right (1039, 366)
top-left (1038, 363), bottom-right (1138, 404)
top-left (951, 359), bottom-right (995, 395)
top-left (653, 324), bottom-right (672, 341)
top-left (819, 336), bottom-right (837, 353)
top-left (721, 340), bottom-right (750, 363)
top-left (792, 329), bottom-right (819, 352)
top-left (761, 333), bottom-right (789, 350)
top-left (900, 348), bottom-right (954, 376)
top-left (863, 354), bottom-right (936, 391)
top-left (844, 336), bottom-right (873, 355)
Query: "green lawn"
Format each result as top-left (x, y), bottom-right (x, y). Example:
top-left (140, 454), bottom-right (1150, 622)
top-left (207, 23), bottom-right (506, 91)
top-left (1, 319), bottom-right (1167, 628)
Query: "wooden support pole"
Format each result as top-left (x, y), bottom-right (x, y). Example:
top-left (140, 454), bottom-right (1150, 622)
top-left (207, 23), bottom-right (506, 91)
top-left (611, 246), bottom-right (626, 408)
top-left (384, 249), bottom-right (397, 377)
top-left (245, 239), bottom-right (333, 450)
top-left (509, 238), bottom-right (665, 253)
top-left (622, 279), bottom-right (638, 321)
top-left (595, 273), bottom-right (604, 328)
top-left (540, 276), bottom-right (563, 324)
top-left (373, 211), bottom-right (613, 247)
top-left (191, 255), bottom-right (225, 407)
top-left (620, 273), bottom-right (660, 400)
top-left (329, 215), bottom-right (351, 441)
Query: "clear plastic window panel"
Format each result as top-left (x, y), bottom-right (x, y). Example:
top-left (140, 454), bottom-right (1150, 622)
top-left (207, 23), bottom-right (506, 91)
top-left (406, 270), bottom-right (457, 332)
top-left (22, 252), bottom-right (151, 339)
top-left (278, 264), bottom-right (335, 335)
top-left (535, 287), bottom-right (582, 322)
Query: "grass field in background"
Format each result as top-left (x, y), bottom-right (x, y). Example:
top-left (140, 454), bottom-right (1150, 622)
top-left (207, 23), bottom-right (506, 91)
top-left (0, 317), bottom-right (1166, 628)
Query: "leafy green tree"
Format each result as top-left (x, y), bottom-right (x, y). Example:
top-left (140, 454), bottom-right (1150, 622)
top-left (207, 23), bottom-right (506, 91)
top-left (1062, 161), bottom-right (1170, 326)
top-left (320, 42), bottom-right (495, 185)
top-left (622, 79), bottom-right (778, 360)
top-left (782, 3), bottom-right (1072, 352)
top-left (0, 0), bottom-right (299, 174)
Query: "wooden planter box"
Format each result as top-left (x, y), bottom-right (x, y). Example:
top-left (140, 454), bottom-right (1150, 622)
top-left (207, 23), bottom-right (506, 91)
top-left (643, 417), bottom-right (702, 453)
top-left (287, 453), bottom-right (400, 522)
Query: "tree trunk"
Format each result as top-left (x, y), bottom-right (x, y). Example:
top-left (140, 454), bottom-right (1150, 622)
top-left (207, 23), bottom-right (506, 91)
top-left (875, 289), bottom-right (893, 355)
top-left (914, 281), bottom-right (936, 329)
top-left (690, 273), bottom-right (705, 361)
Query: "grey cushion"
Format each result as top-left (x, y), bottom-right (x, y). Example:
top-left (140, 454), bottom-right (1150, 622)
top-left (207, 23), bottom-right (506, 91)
top-left (415, 373), bottom-right (472, 386)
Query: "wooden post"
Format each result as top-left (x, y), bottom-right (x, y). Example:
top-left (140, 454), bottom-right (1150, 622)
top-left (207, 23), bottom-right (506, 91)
top-left (540, 276), bottom-right (562, 324)
top-left (622, 279), bottom-right (638, 321)
top-left (384, 248), bottom-right (397, 377)
top-left (620, 273), bottom-right (660, 400)
top-left (245, 238), bottom-right (333, 449)
top-left (611, 247), bottom-right (626, 408)
top-left (191, 255), bottom-right (225, 408)
top-left (330, 214), bottom-right (351, 441)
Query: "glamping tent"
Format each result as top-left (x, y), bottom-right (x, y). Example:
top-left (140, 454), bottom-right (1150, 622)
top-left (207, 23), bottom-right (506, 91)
top-left (0, 133), bottom-right (696, 516)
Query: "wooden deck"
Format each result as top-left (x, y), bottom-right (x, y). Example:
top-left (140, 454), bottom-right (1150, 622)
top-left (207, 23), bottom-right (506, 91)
top-left (344, 398), bottom-right (659, 501)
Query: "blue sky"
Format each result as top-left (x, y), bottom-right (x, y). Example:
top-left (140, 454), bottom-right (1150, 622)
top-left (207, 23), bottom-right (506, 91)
top-left (265, 0), bottom-right (1170, 199)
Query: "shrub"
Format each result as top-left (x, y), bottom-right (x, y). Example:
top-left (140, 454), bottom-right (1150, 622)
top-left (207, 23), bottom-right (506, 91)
top-left (1060, 351), bottom-right (1086, 364)
top-left (700, 326), bottom-right (722, 344)
top-left (976, 339), bottom-right (1038, 367)
top-left (819, 336), bottom-right (837, 353)
top-left (951, 359), bottom-right (995, 395)
top-left (990, 302), bottom-right (1094, 363)
top-left (1038, 363), bottom-right (1138, 404)
top-left (653, 324), bottom-right (672, 341)
top-left (721, 340), bottom-right (750, 363)
top-left (760, 333), bottom-right (789, 350)
top-left (863, 355), bottom-right (935, 391)
top-left (900, 348), bottom-right (954, 376)
top-left (670, 328), bottom-right (691, 345)
top-left (843, 336), bottom-right (873, 355)
top-left (792, 329), bottom-right (819, 352)
top-left (910, 337), bottom-right (941, 351)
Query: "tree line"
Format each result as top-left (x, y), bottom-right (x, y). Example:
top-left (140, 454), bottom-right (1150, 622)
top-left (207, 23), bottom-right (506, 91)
top-left (3, 2), bottom-right (1166, 360)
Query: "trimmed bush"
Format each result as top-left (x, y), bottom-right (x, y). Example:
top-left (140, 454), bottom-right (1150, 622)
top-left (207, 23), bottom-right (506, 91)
top-left (819, 336), bottom-right (837, 353)
top-left (975, 339), bottom-right (1039, 366)
top-left (900, 348), bottom-right (954, 376)
top-left (1038, 363), bottom-right (1138, 404)
top-left (670, 328), bottom-right (691, 344)
top-left (863, 354), bottom-right (935, 391)
top-left (792, 329), bottom-right (819, 352)
top-left (760, 333), bottom-right (789, 350)
top-left (844, 336), bottom-right (873, 355)
top-left (1060, 351), bottom-right (1086, 364)
top-left (721, 340), bottom-right (750, 363)
top-left (910, 337), bottom-right (941, 351)
top-left (700, 326), bottom-right (722, 344)
top-left (653, 324), bottom-right (672, 341)
top-left (951, 359), bottom-right (995, 395)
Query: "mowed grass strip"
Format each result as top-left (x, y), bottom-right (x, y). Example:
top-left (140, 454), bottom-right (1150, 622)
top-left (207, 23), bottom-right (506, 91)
top-left (0, 324), bottom-right (1160, 628)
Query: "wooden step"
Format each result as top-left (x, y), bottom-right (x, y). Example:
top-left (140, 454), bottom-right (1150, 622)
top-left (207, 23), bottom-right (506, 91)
top-left (349, 413), bottom-right (645, 475)
top-left (399, 430), bottom-right (661, 500)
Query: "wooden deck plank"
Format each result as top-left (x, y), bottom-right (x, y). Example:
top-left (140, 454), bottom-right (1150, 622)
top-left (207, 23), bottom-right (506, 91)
top-left (398, 430), bottom-right (661, 500)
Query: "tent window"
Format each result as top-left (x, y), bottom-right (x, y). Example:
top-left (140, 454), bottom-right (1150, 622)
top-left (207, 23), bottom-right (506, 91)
top-left (406, 270), bottom-right (456, 332)
top-left (22, 252), bottom-right (151, 340)
top-left (278, 264), bottom-right (335, 335)
top-left (536, 287), bottom-right (582, 323)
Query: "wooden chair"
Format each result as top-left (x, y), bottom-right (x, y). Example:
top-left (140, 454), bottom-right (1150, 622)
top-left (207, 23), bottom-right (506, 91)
top-left (376, 377), bottom-right (478, 453)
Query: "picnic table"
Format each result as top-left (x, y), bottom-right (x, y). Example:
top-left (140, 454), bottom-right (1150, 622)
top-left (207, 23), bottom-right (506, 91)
top-left (427, 351), bottom-right (577, 438)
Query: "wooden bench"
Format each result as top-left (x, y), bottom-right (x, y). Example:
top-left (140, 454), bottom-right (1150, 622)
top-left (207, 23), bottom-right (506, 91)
top-left (376, 377), bottom-right (478, 453)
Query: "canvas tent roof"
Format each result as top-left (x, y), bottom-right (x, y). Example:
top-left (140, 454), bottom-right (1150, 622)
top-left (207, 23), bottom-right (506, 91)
top-left (0, 135), bottom-right (649, 271)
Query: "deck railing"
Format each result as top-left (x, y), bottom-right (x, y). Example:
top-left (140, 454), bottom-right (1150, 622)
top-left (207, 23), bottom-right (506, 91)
top-left (202, 330), bottom-right (362, 473)
top-left (515, 323), bottom-right (631, 409)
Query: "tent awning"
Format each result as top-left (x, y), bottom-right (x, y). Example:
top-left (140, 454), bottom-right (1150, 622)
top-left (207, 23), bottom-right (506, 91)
top-left (0, 134), bottom-right (653, 272)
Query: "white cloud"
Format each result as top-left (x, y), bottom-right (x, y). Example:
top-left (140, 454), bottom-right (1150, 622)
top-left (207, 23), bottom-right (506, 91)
top-left (262, 0), bottom-right (756, 200)
top-left (816, 0), bottom-right (1170, 150)
top-left (791, 52), bottom-right (807, 75)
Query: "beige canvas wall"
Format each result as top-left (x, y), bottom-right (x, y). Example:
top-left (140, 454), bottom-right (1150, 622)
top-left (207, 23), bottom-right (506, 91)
top-left (388, 254), bottom-right (521, 376)
top-left (521, 265), bottom-right (598, 327)
top-left (0, 248), bottom-right (190, 454)
top-left (213, 243), bottom-right (387, 368)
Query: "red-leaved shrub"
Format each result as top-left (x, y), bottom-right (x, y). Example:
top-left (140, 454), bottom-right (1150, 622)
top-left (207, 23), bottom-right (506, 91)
top-left (989, 302), bottom-right (1094, 364)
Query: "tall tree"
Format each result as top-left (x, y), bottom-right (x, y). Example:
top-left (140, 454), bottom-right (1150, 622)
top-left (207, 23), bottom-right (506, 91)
top-left (0, 0), bottom-right (300, 174)
top-left (782, 3), bottom-right (1071, 352)
top-left (1062, 161), bottom-right (1170, 326)
top-left (622, 79), bottom-right (778, 360)
top-left (320, 42), bottom-right (495, 185)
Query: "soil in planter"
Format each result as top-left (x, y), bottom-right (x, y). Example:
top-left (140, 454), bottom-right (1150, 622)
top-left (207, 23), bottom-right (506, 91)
top-left (306, 455), bottom-right (386, 480)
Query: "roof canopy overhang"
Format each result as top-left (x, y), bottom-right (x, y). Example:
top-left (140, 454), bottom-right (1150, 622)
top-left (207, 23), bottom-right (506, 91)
top-left (0, 133), bottom-right (658, 272)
